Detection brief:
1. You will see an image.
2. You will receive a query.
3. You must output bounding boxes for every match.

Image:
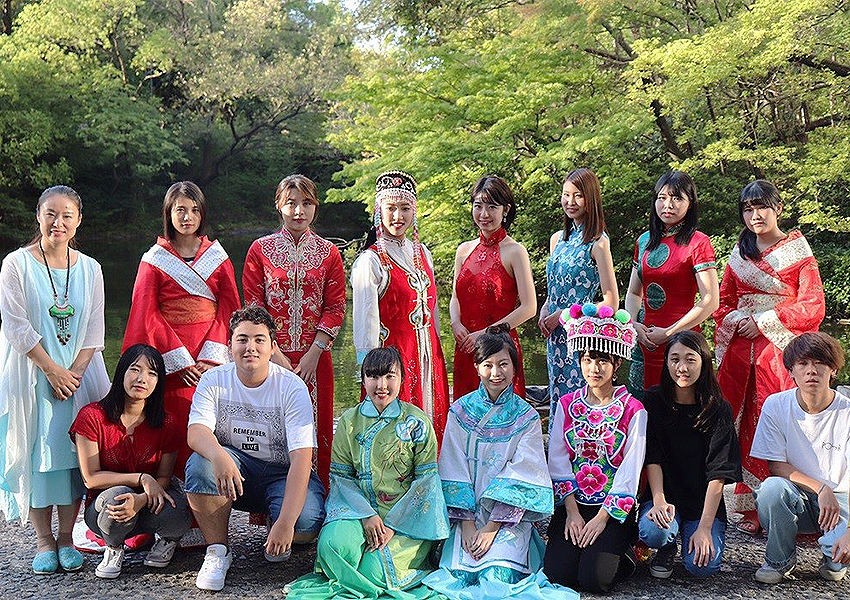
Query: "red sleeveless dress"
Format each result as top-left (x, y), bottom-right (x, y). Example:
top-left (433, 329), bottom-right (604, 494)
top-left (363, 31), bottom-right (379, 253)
top-left (369, 243), bottom-right (449, 442)
top-left (453, 228), bottom-right (525, 399)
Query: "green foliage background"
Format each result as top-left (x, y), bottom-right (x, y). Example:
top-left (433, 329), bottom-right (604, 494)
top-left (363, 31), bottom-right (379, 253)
top-left (1, 0), bottom-right (848, 317)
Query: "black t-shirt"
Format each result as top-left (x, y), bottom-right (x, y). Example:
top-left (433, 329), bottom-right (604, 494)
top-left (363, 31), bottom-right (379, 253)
top-left (640, 387), bottom-right (742, 522)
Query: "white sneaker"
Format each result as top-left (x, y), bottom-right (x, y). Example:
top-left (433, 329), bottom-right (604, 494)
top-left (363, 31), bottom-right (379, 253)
top-left (95, 546), bottom-right (124, 579)
top-left (144, 537), bottom-right (178, 568)
top-left (195, 544), bottom-right (232, 591)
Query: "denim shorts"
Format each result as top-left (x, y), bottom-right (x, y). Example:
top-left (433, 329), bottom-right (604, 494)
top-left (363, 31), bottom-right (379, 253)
top-left (185, 445), bottom-right (326, 533)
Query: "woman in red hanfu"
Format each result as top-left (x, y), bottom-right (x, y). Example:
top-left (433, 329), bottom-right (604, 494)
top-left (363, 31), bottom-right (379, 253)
top-left (351, 171), bottom-right (450, 442)
top-left (242, 174), bottom-right (345, 490)
top-left (449, 175), bottom-right (536, 400)
top-left (714, 180), bottom-right (825, 534)
top-left (123, 182), bottom-right (241, 477)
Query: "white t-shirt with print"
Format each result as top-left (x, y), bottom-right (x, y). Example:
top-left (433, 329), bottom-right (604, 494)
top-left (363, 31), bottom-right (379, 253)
top-left (189, 362), bottom-right (316, 466)
top-left (750, 388), bottom-right (850, 493)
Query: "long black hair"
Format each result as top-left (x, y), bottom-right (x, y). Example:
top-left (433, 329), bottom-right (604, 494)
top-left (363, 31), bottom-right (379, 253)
top-left (648, 171), bottom-right (699, 251)
top-left (99, 344), bottom-right (167, 428)
top-left (658, 331), bottom-right (723, 433)
top-left (361, 346), bottom-right (405, 383)
top-left (737, 179), bottom-right (782, 261)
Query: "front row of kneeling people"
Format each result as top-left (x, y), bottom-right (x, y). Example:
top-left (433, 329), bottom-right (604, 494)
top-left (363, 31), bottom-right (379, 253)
top-left (67, 303), bottom-right (850, 595)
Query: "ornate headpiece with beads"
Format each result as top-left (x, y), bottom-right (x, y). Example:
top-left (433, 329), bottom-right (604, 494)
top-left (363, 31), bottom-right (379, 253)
top-left (560, 303), bottom-right (637, 360)
top-left (373, 170), bottom-right (422, 272)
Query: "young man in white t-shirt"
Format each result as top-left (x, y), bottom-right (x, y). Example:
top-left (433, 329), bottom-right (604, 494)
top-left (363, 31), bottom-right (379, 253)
top-left (751, 332), bottom-right (850, 584)
top-left (184, 306), bottom-right (325, 591)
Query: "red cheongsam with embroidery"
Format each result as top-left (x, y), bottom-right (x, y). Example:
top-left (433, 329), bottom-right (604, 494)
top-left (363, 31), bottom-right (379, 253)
top-left (123, 236), bottom-right (241, 476)
top-left (372, 244), bottom-right (449, 443)
top-left (453, 228), bottom-right (525, 399)
top-left (242, 228), bottom-right (346, 490)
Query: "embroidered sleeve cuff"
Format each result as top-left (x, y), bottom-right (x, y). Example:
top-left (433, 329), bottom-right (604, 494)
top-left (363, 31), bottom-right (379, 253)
top-left (553, 478), bottom-right (577, 506)
top-left (693, 260), bottom-right (717, 273)
top-left (756, 309), bottom-right (796, 349)
top-left (161, 347), bottom-right (195, 375)
top-left (442, 480), bottom-right (477, 512)
top-left (490, 502), bottom-right (525, 525)
top-left (602, 493), bottom-right (636, 523)
top-left (197, 340), bottom-right (229, 365)
top-left (317, 323), bottom-right (341, 340)
top-left (448, 507), bottom-right (476, 522)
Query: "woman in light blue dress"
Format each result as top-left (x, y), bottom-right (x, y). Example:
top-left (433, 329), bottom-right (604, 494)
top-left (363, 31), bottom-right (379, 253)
top-left (539, 169), bottom-right (618, 429)
top-left (0, 186), bottom-right (110, 574)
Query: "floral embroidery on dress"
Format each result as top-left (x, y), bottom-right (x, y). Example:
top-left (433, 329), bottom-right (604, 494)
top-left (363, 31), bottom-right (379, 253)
top-left (395, 416), bottom-right (427, 443)
top-left (602, 493), bottom-right (635, 522)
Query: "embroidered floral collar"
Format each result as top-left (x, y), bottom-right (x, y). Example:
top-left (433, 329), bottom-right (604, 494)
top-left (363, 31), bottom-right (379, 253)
top-left (360, 398), bottom-right (402, 419)
top-left (479, 227), bottom-right (507, 247)
top-left (662, 222), bottom-right (683, 238)
top-left (477, 382), bottom-right (513, 405)
top-left (280, 227), bottom-right (313, 246)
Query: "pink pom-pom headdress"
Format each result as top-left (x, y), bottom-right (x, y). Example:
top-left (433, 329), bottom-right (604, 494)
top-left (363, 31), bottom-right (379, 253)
top-left (560, 303), bottom-right (637, 360)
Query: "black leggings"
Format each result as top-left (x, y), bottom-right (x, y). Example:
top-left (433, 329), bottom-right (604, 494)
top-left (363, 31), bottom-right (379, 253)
top-left (543, 503), bottom-right (637, 593)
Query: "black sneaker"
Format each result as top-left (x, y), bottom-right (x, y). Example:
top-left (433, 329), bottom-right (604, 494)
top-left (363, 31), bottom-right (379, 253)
top-left (650, 542), bottom-right (676, 579)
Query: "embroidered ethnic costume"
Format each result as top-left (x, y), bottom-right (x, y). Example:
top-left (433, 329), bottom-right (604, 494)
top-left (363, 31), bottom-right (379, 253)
top-left (453, 227), bottom-right (526, 399)
top-left (714, 229), bottom-right (825, 508)
top-left (123, 235), bottom-right (240, 475)
top-left (243, 227), bottom-right (346, 489)
top-left (285, 398), bottom-right (449, 599)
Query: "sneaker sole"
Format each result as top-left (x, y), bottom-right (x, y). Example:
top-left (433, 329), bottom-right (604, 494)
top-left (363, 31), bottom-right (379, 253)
top-left (61, 563), bottom-right (84, 572)
top-left (820, 568), bottom-right (847, 582)
top-left (649, 567), bottom-right (673, 579)
top-left (95, 568), bottom-right (121, 579)
top-left (143, 558), bottom-right (172, 568)
top-left (196, 578), bottom-right (225, 592)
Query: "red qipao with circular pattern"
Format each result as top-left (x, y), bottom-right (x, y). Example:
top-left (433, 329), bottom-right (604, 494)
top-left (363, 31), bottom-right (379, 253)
top-left (453, 228), bottom-right (525, 400)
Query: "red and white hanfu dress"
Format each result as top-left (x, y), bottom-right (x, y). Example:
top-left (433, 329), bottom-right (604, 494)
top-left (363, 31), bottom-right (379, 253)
top-left (351, 238), bottom-right (450, 443)
top-left (242, 228), bottom-right (346, 490)
top-left (123, 235), bottom-right (241, 476)
top-left (714, 229), bottom-right (824, 507)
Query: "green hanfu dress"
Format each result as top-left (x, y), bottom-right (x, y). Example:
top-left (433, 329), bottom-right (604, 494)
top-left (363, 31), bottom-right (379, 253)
top-left (285, 398), bottom-right (450, 599)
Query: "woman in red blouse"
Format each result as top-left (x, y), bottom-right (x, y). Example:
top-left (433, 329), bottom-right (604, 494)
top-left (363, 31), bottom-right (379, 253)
top-left (242, 174), bottom-right (346, 490)
top-left (71, 344), bottom-right (192, 579)
top-left (449, 175), bottom-right (536, 399)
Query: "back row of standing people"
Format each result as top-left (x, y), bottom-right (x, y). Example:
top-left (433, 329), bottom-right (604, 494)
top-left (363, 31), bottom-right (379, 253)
top-left (0, 165), bottom-right (825, 571)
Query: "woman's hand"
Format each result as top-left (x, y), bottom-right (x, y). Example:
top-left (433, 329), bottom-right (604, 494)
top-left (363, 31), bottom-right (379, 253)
top-left (106, 492), bottom-right (147, 523)
top-left (737, 317), bottom-right (761, 339)
top-left (633, 322), bottom-right (656, 351)
top-left (646, 500), bottom-right (676, 529)
top-left (832, 531), bottom-right (850, 564)
top-left (293, 346), bottom-right (321, 381)
top-left (362, 515), bottom-right (393, 551)
top-left (452, 321), bottom-right (470, 347)
top-left (271, 351), bottom-right (293, 370)
top-left (644, 326), bottom-right (669, 347)
top-left (461, 520), bottom-right (500, 560)
top-left (461, 329), bottom-right (484, 354)
top-left (265, 519), bottom-right (295, 558)
top-left (541, 310), bottom-right (562, 338)
top-left (44, 364), bottom-right (81, 400)
top-left (564, 509), bottom-right (585, 546)
top-left (688, 524), bottom-right (715, 567)
top-left (195, 361), bottom-right (213, 374)
top-left (577, 511), bottom-right (609, 548)
top-left (180, 365), bottom-right (203, 387)
top-left (140, 473), bottom-right (175, 515)
top-left (538, 304), bottom-right (551, 337)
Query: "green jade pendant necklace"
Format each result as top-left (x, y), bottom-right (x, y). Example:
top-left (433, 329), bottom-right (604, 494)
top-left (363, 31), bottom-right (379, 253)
top-left (39, 240), bottom-right (74, 345)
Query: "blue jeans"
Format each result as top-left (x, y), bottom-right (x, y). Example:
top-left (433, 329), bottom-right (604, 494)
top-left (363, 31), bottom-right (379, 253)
top-left (185, 446), bottom-right (326, 534)
top-left (754, 476), bottom-right (848, 571)
top-left (637, 501), bottom-right (725, 576)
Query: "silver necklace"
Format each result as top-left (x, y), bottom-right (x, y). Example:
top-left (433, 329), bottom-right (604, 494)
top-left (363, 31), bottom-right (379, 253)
top-left (39, 240), bottom-right (74, 345)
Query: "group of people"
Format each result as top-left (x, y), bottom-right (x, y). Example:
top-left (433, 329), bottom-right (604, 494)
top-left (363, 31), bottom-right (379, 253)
top-left (0, 166), bottom-right (846, 597)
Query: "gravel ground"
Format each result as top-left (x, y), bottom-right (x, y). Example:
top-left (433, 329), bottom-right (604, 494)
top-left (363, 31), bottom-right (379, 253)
top-left (1, 512), bottom-right (849, 599)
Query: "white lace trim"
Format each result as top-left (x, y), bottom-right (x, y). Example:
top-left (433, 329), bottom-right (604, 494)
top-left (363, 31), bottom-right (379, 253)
top-left (715, 309), bottom-right (746, 366)
top-left (193, 240), bottom-right (228, 281)
top-left (728, 247), bottom-right (784, 293)
top-left (763, 234), bottom-right (813, 274)
top-left (142, 245), bottom-right (215, 301)
top-left (197, 340), bottom-right (229, 365)
top-left (162, 346), bottom-right (194, 375)
top-left (756, 309), bottom-right (796, 350)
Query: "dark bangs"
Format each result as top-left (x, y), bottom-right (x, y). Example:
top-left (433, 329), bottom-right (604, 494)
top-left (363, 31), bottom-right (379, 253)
top-left (361, 346), bottom-right (405, 382)
top-left (737, 180), bottom-right (783, 261)
top-left (99, 344), bottom-right (167, 428)
top-left (473, 324), bottom-right (519, 371)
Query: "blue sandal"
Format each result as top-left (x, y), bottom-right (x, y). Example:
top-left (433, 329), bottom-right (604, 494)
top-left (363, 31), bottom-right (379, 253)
top-left (32, 550), bottom-right (58, 575)
top-left (58, 546), bottom-right (84, 571)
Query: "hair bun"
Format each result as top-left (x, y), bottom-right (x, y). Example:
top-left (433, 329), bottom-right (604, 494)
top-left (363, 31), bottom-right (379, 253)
top-left (486, 323), bottom-right (511, 335)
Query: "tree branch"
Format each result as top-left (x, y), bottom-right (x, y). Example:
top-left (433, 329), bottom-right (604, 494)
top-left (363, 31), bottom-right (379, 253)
top-left (804, 114), bottom-right (848, 131)
top-left (790, 54), bottom-right (850, 77)
top-left (651, 98), bottom-right (688, 160)
top-left (2, 0), bottom-right (12, 35)
top-left (581, 46), bottom-right (632, 65)
top-left (598, 19), bottom-right (635, 59)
